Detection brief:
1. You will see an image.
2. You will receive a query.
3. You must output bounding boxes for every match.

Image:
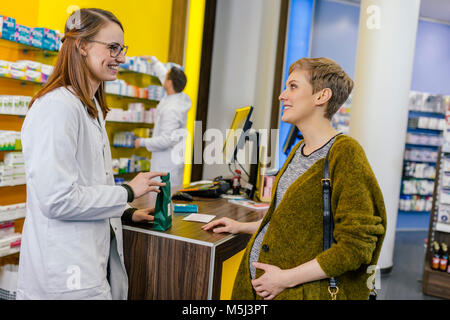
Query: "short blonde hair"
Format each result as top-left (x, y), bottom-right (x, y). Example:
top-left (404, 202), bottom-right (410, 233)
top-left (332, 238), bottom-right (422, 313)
top-left (289, 57), bottom-right (354, 120)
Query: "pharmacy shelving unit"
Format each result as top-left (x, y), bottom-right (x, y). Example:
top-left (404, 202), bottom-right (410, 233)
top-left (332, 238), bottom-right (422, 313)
top-left (105, 70), bottom-right (160, 180)
top-left (422, 144), bottom-right (450, 299)
top-left (397, 107), bottom-right (446, 229)
top-left (0, 37), bottom-right (57, 267)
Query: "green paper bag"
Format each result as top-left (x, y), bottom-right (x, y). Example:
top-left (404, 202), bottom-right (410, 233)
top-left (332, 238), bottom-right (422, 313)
top-left (153, 173), bottom-right (172, 231)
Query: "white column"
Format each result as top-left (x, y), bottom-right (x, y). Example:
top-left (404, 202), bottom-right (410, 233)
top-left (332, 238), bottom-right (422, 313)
top-left (350, 0), bottom-right (421, 270)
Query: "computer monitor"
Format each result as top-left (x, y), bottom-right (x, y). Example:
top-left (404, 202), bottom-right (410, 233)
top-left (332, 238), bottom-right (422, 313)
top-left (222, 106), bottom-right (260, 199)
top-left (222, 106), bottom-right (254, 164)
top-left (282, 125), bottom-right (303, 156)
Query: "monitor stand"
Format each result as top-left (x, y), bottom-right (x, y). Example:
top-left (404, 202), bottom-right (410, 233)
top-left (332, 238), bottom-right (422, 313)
top-left (232, 131), bottom-right (260, 200)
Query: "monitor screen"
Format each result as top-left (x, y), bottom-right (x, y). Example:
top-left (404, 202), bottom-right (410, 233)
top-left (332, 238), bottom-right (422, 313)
top-left (222, 106), bottom-right (253, 163)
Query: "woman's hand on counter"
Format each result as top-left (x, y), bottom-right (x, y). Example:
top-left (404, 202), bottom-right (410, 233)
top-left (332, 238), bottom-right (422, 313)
top-left (202, 218), bottom-right (262, 235)
top-left (202, 217), bottom-right (242, 234)
top-left (132, 207), bottom-right (155, 223)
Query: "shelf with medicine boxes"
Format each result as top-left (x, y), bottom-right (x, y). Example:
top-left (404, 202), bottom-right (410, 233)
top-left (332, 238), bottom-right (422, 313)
top-left (398, 93), bottom-right (450, 229)
top-left (0, 152), bottom-right (26, 188)
top-left (0, 38), bottom-right (58, 58)
top-left (331, 95), bottom-right (351, 135)
top-left (106, 92), bottom-right (160, 104)
top-left (0, 16), bottom-right (59, 270)
top-left (111, 155), bottom-right (151, 185)
top-left (423, 148), bottom-right (450, 298)
top-left (118, 68), bottom-right (160, 81)
top-left (0, 15), bottom-right (61, 55)
top-left (422, 94), bottom-right (450, 299)
top-left (0, 59), bottom-right (55, 84)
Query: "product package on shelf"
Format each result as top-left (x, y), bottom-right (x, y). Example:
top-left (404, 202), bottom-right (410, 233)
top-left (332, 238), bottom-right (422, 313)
top-left (112, 155), bottom-right (151, 176)
top-left (408, 117), bottom-right (446, 131)
top-left (105, 79), bottom-right (164, 101)
top-left (120, 56), bottom-right (184, 76)
top-left (0, 264), bottom-right (19, 300)
top-left (406, 133), bottom-right (443, 147)
top-left (0, 221), bottom-right (14, 238)
top-left (106, 103), bottom-right (155, 124)
top-left (404, 148), bottom-right (438, 163)
top-left (438, 204), bottom-right (450, 224)
top-left (399, 195), bottom-right (433, 212)
top-left (0, 131), bottom-right (21, 151)
top-left (0, 228), bottom-right (21, 261)
top-left (0, 95), bottom-right (31, 116)
top-left (0, 152), bottom-right (25, 187)
top-left (112, 128), bottom-right (152, 148)
top-left (0, 203), bottom-right (26, 223)
top-left (0, 14), bottom-right (61, 52)
top-left (0, 233), bottom-right (21, 258)
top-left (331, 95), bottom-right (352, 135)
top-left (14, 24), bottom-right (31, 46)
top-left (404, 161), bottom-right (436, 179)
top-left (0, 16), bottom-right (16, 42)
top-left (0, 58), bottom-right (53, 83)
top-left (409, 91), bottom-right (447, 114)
top-left (402, 179), bottom-right (435, 196)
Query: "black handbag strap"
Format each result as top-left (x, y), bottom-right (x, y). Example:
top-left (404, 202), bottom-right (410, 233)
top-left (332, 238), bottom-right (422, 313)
top-left (322, 148), bottom-right (377, 300)
top-left (322, 151), bottom-right (339, 300)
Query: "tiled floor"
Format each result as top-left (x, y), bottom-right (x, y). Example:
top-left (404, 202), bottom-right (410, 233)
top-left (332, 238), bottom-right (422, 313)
top-left (377, 231), bottom-right (444, 300)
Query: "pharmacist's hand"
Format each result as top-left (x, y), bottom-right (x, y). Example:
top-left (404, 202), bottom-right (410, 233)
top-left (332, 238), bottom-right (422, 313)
top-left (201, 217), bottom-right (241, 234)
top-left (150, 56), bottom-right (158, 64)
top-left (251, 262), bottom-right (289, 300)
top-left (128, 172), bottom-right (168, 198)
top-left (140, 55), bottom-right (158, 64)
top-left (132, 207), bottom-right (155, 223)
top-left (134, 138), bottom-right (141, 149)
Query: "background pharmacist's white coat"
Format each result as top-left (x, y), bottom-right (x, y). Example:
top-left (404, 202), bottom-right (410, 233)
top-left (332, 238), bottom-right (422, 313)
top-left (140, 60), bottom-right (191, 188)
top-left (17, 87), bottom-right (129, 300)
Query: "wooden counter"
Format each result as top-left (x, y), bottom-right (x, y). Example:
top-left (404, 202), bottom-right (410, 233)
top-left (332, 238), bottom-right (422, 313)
top-left (122, 193), bottom-right (265, 300)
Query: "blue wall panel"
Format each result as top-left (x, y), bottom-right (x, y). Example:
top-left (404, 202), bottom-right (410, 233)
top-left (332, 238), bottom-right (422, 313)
top-left (278, 0), bottom-right (314, 168)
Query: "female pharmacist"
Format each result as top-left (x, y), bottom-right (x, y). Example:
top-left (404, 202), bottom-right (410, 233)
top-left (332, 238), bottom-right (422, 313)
top-left (17, 9), bottom-right (166, 300)
top-left (134, 56), bottom-right (191, 188)
top-left (202, 57), bottom-right (387, 300)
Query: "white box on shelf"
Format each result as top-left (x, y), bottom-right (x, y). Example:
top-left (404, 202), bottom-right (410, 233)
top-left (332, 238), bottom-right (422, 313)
top-left (0, 264), bottom-right (19, 300)
top-left (438, 207), bottom-right (450, 224)
top-left (436, 222), bottom-right (450, 233)
top-left (439, 189), bottom-right (450, 205)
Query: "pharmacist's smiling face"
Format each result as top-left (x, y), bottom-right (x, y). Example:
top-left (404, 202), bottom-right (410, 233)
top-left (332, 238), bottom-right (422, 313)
top-left (84, 22), bottom-right (125, 83)
top-left (279, 69), bottom-right (316, 125)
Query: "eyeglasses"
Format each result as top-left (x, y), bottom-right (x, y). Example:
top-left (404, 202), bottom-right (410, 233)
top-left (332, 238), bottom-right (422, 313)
top-left (86, 40), bottom-right (128, 58)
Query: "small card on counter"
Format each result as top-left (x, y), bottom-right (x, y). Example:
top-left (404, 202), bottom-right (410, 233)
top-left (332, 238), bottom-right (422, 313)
top-left (182, 213), bottom-right (216, 223)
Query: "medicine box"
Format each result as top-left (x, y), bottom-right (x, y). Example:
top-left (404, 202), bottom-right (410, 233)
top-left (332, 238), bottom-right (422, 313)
top-left (173, 204), bottom-right (198, 213)
top-left (1, 16), bottom-right (16, 41)
top-left (14, 24), bottom-right (31, 46)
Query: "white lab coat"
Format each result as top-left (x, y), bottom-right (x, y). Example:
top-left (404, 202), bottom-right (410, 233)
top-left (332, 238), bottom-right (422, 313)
top-left (141, 61), bottom-right (192, 187)
top-left (17, 87), bottom-right (129, 300)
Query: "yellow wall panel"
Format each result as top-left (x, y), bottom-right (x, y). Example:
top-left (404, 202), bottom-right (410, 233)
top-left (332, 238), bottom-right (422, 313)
top-left (183, 0), bottom-right (205, 186)
top-left (220, 249), bottom-right (245, 300)
top-left (37, 0), bottom-right (173, 60)
top-left (0, 0), bottom-right (39, 26)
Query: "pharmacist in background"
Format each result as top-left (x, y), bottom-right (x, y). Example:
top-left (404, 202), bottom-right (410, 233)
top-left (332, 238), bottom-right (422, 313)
top-left (134, 56), bottom-right (192, 187)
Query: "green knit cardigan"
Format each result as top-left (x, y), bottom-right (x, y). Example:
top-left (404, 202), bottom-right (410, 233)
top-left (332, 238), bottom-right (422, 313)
top-left (231, 135), bottom-right (387, 300)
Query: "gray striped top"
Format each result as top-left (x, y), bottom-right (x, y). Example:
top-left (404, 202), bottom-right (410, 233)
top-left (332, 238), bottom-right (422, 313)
top-left (249, 135), bottom-right (339, 279)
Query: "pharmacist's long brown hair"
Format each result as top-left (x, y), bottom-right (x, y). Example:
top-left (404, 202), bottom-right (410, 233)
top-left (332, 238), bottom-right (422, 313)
top-left (29, 8), bottom-right (123, 119)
